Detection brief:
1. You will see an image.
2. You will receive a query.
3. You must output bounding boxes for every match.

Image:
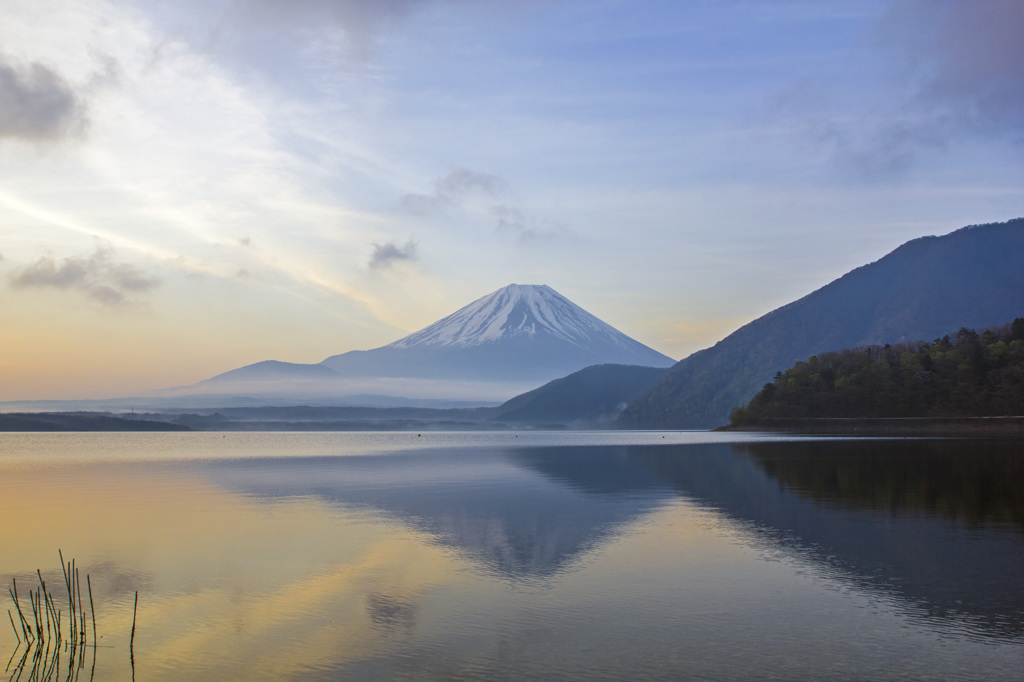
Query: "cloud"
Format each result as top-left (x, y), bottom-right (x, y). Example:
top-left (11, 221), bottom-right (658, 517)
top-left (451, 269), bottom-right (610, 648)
top-left (490, 204), bottom-right (525, 232)
top-left (881, 0), bottom-right (1024, 135)
top-left (369, 239), bottom-right (418, 269)
top-left (772, 0), bottom-right (1024, 177)
top-left (239, 0), bottom-right (426, 27)
top-left (224, 0), bottom-right (441, 60)
top-left (767, 77), bottom-right (950, 175)
top-left (10, 245), bottom-right (160, 305)
top-left (809, 117), bottom-right (951, 176)
top-left (399, 193), bottom-right (446, 216)
top-left (0, 54), bottom-right (87, 142)
top-left (400, 169), bottom-right (564, 240)
top-left (436, 167), bottom-right (508, 197)
top-left (400, 167), bottom-right (509, 215)
top-left (490, 204), bottom-right (567, 242)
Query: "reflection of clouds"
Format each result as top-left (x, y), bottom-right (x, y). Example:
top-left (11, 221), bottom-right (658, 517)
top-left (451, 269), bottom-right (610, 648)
top-left (366, 593), bottom-right (416, 633)
top-left (0, 462), bottom-right (461, 677)
top-left (0, 448), bottom-right (664, 677)
top-left (4, 440), bottom-right (1024, 679)
top-left (87, 559), bottom-right (153, 601)
top-left (120, 514), bottom-right (460, 679)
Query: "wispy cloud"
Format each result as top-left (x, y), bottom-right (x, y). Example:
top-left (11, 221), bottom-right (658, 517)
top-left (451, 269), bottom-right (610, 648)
top-left (10, 245), bottom-right (160, 305)
top-left (222, 0), bottom-right (445, 61)
top-left (0, 53), bottom-right (87, 142)
top-left (369, 239), bottom-right (418, 270)
top-left (400, 167), bottom-right (508, 215)
top-left (490, 204), bottom-right (525, 232)
top-left (881, 0), bottom-right (1024, 135)
top-left (770, 0), bottom-right (1024, 177)
top-left (490, 204), bottom-right (566, 242)
top-left (238, 0), bottom-right (427, 28)
top-left (809, 116), bottom-right (951, 176)
top-left (400, 168), bottom-right (565, 241)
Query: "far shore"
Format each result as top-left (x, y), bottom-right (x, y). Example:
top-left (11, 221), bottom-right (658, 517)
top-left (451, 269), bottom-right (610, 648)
top-left (717, 416), bottom-right (1024, 436)
top-left (5, 410), bottom-right (1024, 436)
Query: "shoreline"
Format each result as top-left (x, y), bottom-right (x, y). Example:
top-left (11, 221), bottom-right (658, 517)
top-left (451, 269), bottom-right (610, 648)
top-left (0, 412), bottom-right (191, 432)
top-left (718, 416), bottom-right (1024, 436)
top-left (6, 411), bottom-right (1024, 436)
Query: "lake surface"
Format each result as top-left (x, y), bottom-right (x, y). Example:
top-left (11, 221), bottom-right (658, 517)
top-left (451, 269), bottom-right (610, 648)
top-left (2, 432), bottom-right (1023, 680)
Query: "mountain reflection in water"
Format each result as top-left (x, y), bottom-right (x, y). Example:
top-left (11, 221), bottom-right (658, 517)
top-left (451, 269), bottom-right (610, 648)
top-left (644, 440), bottom-right (1024, 640)
top-left (203, 447), bottom-right (677, 579)
top-left (203, 439), bottom-right (1024, 641)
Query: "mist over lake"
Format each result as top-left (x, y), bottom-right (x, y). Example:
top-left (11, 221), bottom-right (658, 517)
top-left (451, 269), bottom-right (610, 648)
top-left (3, 432), bottom-right (1023, 680)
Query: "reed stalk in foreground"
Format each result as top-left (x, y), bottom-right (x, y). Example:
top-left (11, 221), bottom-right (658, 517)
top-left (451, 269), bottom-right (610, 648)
top-left (7, 610), bottom-right (19, 645)
top-left (2, 552), bottom-right (134, 682)
top-left (130, 591), bottom-right (138, 651)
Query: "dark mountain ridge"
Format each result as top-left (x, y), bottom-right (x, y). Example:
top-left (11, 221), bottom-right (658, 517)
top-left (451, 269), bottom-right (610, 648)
top-left (491, 364), bottom-right (672, 425)
top-left (620, 218), bottom-right (1024, 429)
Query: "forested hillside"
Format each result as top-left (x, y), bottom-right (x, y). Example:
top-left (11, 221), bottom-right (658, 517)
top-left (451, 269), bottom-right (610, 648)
top-left (620, 218), bottom-right (1024, 429)
top-left (730, 318), bottom-right (1024, 423)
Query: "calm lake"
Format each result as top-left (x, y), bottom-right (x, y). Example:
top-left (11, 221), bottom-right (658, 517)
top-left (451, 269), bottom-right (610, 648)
top-left (2, 431), bottom-right (1023, 680)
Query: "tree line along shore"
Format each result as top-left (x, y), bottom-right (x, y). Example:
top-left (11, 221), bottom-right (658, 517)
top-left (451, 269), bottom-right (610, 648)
top-left (728, 318), bottom-right (1024, 433)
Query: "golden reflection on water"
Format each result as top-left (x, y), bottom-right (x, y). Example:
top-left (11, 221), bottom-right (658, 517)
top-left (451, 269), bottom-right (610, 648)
top-left (1, 462), bottom-right (468, 681)
top-left (1, 453), bottom-right (742, 681)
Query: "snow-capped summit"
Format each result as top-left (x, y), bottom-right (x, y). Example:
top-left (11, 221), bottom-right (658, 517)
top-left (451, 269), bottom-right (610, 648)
top-left (320, 284), bottom-right (675, 382)
top-left (387, 284), bottom-right (640, 351)
top-left (196, 284), bottom-right (675, 403)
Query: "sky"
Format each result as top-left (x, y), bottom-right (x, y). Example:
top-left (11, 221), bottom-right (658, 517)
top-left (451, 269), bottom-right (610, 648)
top-left (1, 0), bottom-right (1023, 400)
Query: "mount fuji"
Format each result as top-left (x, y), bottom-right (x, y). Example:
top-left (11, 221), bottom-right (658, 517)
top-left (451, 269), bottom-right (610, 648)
top-left (187, 284), bottom-right (675, 403)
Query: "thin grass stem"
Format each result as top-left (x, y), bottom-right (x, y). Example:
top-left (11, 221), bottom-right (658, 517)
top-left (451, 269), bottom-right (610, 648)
top-left (8, 610), bottom-right (20, 645)
top-left (130, 591), bottom-right (137, 649)
top-left (87, 575), bottom-right (96, 648)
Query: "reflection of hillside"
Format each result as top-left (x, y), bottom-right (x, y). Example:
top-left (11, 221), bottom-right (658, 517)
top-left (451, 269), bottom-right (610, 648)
top-left (633, 441), bottom-right (1024, 640)
top-left (200, 439), bottom-right (1024, 640)
top-left (506, 446), bottom-right (674, 496)
top-left (201, 447), bottom-right (674, 579)
top-left (735, 439), bottom-right (1024, 531)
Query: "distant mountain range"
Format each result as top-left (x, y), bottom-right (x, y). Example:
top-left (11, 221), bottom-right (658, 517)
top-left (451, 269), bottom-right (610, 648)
top-left (620, 218), bottom-right (1024, 429)
top-left (20, 219), bottom-right (1022, 431)
top-left (183, 284), bottom-right (675, 403)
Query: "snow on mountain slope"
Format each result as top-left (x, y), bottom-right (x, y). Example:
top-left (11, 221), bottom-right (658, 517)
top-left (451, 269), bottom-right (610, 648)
top-left (387, 284), bottom-right (642, 350)
top-left (319, 284), bottom-right (674, 382)
top-left (187, 284), bottom-right (674, 403)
